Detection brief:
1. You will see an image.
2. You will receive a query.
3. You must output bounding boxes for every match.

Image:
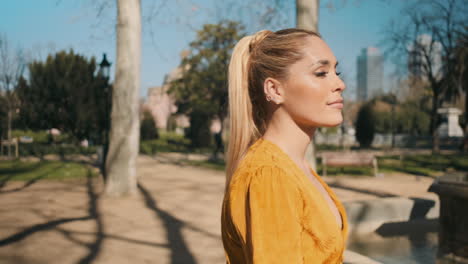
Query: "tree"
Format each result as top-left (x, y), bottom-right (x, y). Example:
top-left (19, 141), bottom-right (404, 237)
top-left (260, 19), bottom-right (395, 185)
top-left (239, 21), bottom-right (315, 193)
top-left (371, 95), bottom-right (431, 136)
top-left (384, 0), bottom-right (468, 153)
top-left (105, 0), bottom-right (141, 196)
top-left (296, 0), bottom-right (319, 32)
top-left (355, 102), bottom-right (375, 148)
top-left (15, 50), bottom-right (110, 143)
top-left (453, 29), bottom-right (468, 151)
top-left (0, 33), bottom-right (26, 156)
top-left (140, 111), bottom-right (159, 141)
top-left (169, 20), bottom-right (244, 152)
top-left (0, 94), bottom-right (7, 138)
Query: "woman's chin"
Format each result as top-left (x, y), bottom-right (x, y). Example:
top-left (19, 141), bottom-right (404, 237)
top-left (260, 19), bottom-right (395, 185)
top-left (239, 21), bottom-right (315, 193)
top-left (320, 116), bottom-right (343, 127)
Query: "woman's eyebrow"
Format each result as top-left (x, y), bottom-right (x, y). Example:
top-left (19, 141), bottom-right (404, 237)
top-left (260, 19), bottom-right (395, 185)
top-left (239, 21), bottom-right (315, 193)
top-left (311, 60), bottom-right (330, 67)
top-left (310, 60), bottom-right (339, 68)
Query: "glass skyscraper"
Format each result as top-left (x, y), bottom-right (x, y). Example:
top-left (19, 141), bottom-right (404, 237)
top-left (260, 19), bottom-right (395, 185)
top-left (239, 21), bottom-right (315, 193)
top-left (356, 47), bottom-right (383, 101)
top-left (408, 34), bottom-right (442, 80)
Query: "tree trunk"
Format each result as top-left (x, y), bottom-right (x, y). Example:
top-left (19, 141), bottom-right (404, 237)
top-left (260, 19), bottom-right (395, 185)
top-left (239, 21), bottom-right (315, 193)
top-left (105, 0), bottom-right (141, 196)
top-left (296, 0), bottom-right (319, 172)
top-left (7, 108), bottom-right (12, 157)
top-left (463, 88), bottom-right (468, 152)
top-left (431, 92), bottom-right (440, 154)
top-left (391, 104), bottom-right (395, 148)
top-left (296, 0), bottom-right (319, 32)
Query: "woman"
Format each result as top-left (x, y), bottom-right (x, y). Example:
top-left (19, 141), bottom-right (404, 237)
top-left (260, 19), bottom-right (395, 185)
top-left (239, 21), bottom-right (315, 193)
top-left (221, 28), bottom-right (348, 264)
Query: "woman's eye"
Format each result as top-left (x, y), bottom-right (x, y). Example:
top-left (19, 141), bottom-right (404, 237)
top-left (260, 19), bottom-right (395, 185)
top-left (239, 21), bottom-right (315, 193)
top-left (314, 72), bottom-right (328, 77)
top-left (336, 71), bottom-right (342, 76)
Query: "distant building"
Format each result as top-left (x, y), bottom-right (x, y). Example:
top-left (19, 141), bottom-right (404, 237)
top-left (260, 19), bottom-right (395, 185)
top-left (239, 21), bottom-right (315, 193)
top-left (143, 85), bottom-right (177, 131)
top-left (408, 34), bottom-right (442, 80)
top-left (143, 51), bottom-right (188, 132)
top-left (356, 47), bottom-right (384, 101)
top-left (143, 49), bottom-right (224, 135)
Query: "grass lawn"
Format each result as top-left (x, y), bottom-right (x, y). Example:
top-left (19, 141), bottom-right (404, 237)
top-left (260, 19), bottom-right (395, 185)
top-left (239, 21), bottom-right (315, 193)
top-left (186, 153), bottom-right (468, 178)
top-left (0, 160), bottom-right (97, 182)
top-left (378, 154), bottom-right (468, 177)
top-left (187, 159), bottom-right (226, 171)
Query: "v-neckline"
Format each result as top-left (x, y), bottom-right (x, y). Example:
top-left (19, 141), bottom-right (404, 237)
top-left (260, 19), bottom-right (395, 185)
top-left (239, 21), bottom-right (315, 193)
top-left (307, 165), bottom-right (344, 231)
top-left (260, 138), bottom-right (344, 232)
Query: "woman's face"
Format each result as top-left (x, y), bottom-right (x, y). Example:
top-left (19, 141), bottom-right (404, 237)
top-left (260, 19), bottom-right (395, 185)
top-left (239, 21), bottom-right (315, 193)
top-left (280, 36), bottom-right (346, 128)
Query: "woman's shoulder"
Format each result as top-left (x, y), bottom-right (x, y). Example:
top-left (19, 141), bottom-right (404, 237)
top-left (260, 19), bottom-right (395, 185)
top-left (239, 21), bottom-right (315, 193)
top-left (241, 138), bottom-right (292, 167)
top-left (230, 139), bottom-right (300, 189)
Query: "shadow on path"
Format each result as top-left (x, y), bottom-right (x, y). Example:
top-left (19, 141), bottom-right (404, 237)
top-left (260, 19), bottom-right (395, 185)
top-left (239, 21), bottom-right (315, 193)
top-left (138, 182), bottom-right (197, 264)
top-left (75, 171), bottom-right (104, 264)
top-left (0, 215), bottom-right (91, 246)
top-left (0, 170), bottom-right (104, 264)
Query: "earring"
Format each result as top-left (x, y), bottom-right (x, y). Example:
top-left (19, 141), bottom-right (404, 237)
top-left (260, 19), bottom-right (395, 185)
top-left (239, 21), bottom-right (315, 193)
top-left (266, 95), bottom-right (272, 102)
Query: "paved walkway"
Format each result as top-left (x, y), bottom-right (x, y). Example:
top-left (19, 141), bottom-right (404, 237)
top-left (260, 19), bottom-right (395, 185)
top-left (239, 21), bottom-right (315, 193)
top-left (0, 155), bottom-right (437, 264)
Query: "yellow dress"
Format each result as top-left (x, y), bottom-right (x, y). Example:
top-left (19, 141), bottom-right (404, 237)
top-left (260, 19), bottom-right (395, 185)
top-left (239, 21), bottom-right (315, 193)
top-left (221, 138), bottom-right (348, 264)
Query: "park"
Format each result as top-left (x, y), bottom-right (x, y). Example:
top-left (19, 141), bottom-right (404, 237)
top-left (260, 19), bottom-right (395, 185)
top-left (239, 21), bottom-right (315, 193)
top-left (1, 0), bottom-right (467, 263)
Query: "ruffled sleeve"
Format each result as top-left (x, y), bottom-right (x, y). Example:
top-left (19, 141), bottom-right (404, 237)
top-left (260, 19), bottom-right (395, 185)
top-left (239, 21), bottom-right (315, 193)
top-left (245, 166), bottom-right (303, 263)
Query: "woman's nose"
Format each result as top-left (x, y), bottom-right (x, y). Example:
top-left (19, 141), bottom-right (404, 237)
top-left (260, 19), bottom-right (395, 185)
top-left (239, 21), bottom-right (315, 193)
top-left (333, 75), bottom-right (346, 92)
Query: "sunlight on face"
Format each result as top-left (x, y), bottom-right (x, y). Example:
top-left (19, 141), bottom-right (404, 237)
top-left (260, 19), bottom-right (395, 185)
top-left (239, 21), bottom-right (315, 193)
top-left (281, 36), bottom-right (346, 128)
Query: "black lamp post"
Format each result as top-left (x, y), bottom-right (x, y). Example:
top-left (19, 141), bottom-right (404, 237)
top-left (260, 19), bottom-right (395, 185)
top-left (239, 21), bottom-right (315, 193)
top-left (98, 53), bottom-right (112, 178)
top-left (99, 53), bottom-right (111, 79)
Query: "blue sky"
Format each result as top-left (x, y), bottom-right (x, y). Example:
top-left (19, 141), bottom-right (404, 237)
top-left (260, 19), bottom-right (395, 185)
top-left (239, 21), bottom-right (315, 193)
top-left (0, 0), bottom-right (407, 100)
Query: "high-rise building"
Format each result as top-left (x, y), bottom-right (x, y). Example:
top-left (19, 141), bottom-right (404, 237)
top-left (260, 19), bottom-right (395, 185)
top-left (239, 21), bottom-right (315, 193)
top-left (408, 34), bottom-right (442, 80)
top-left (356, 47), bottom-right (384, 101)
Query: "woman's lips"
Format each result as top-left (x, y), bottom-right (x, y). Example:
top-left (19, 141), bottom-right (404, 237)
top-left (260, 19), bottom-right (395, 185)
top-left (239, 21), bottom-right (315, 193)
top-left (327, 99), bottom-right (344, 109)
top-left (328, 102), bottom-right (343, 109)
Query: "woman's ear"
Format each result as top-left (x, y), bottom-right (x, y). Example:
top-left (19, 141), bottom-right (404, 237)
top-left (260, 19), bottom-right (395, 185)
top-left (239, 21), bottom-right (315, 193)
top-left (263, 77), bottom-right (284, 104)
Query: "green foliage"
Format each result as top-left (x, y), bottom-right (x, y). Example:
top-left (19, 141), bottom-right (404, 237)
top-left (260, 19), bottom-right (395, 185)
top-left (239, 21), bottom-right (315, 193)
top-left (0, 160), bottom-right (96, 181)
top-left (373, 110), bottom-right (393, 134)
top-left (355, 103), bottom-right (375, 148)
top-left (11, 129), bottom-right (72, 143)
top-left (370, 95), bottom-right (431, 135)
top-left (186, 159), bottom-right (225, 171)
top-left (11, 130), bottom-right (48, 143)
top-left (138, 149), bottom-right (468, 177)
top-left (18, 143), bottom-right (96, 158)
top-left (15, 50), bottom-right (111, 143)
top-left (169, 20), bottom-right (244, 117)
top-left (316, 144), bottom-right (343, 151)
top-left (140, 112), bottom-right (159, 140)
top-left (379, 154), bottom-right (468, 177)
top-left (0, 95), bottom-right (7, 138)
top-left (395, 101), bottom-right (430, 135)
top-left (140, 132), bottom-right (190, 155)
top-left (317, 153), bottom-right (468, 177)
top-left (186, 111), bottom-right (212, 148)
top-left (320, 127), bottom-right (339, 135)
top-left (168, 20), bottom-right (245, 147)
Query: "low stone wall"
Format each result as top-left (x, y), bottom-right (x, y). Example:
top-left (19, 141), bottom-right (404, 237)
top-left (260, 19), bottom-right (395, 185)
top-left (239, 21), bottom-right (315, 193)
top-left (344, 197), bottom-right (439, 235)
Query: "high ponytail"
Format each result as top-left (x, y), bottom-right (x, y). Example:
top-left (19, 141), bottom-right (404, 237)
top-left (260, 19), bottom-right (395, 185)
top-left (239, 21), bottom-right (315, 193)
top-left (225, 34), bottom-right (258, 188)
top-left (225, 29), bottom-right (320, 189)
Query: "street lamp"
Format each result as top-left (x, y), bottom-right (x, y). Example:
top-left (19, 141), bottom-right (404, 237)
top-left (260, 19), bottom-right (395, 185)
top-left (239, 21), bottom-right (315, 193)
top-left (99, 53), bottom-right (111, 79)
top-left (98, 53), bottom-right (112, 178)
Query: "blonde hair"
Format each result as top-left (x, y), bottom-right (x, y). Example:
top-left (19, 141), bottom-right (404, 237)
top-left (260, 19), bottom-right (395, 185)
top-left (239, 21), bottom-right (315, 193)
top-left (225, 28), bottom-right (320, 188)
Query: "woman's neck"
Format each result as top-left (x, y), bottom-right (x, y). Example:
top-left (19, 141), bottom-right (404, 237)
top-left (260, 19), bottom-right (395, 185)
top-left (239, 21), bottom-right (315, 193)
top-left (263, 110), bottom-right (316, 165)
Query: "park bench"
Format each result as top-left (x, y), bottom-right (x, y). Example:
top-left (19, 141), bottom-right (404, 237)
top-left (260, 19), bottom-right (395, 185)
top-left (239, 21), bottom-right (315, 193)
top-left (321, 152), bottom-right (380, 177)
top-left (0, 137), bottom-right (19, 158)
